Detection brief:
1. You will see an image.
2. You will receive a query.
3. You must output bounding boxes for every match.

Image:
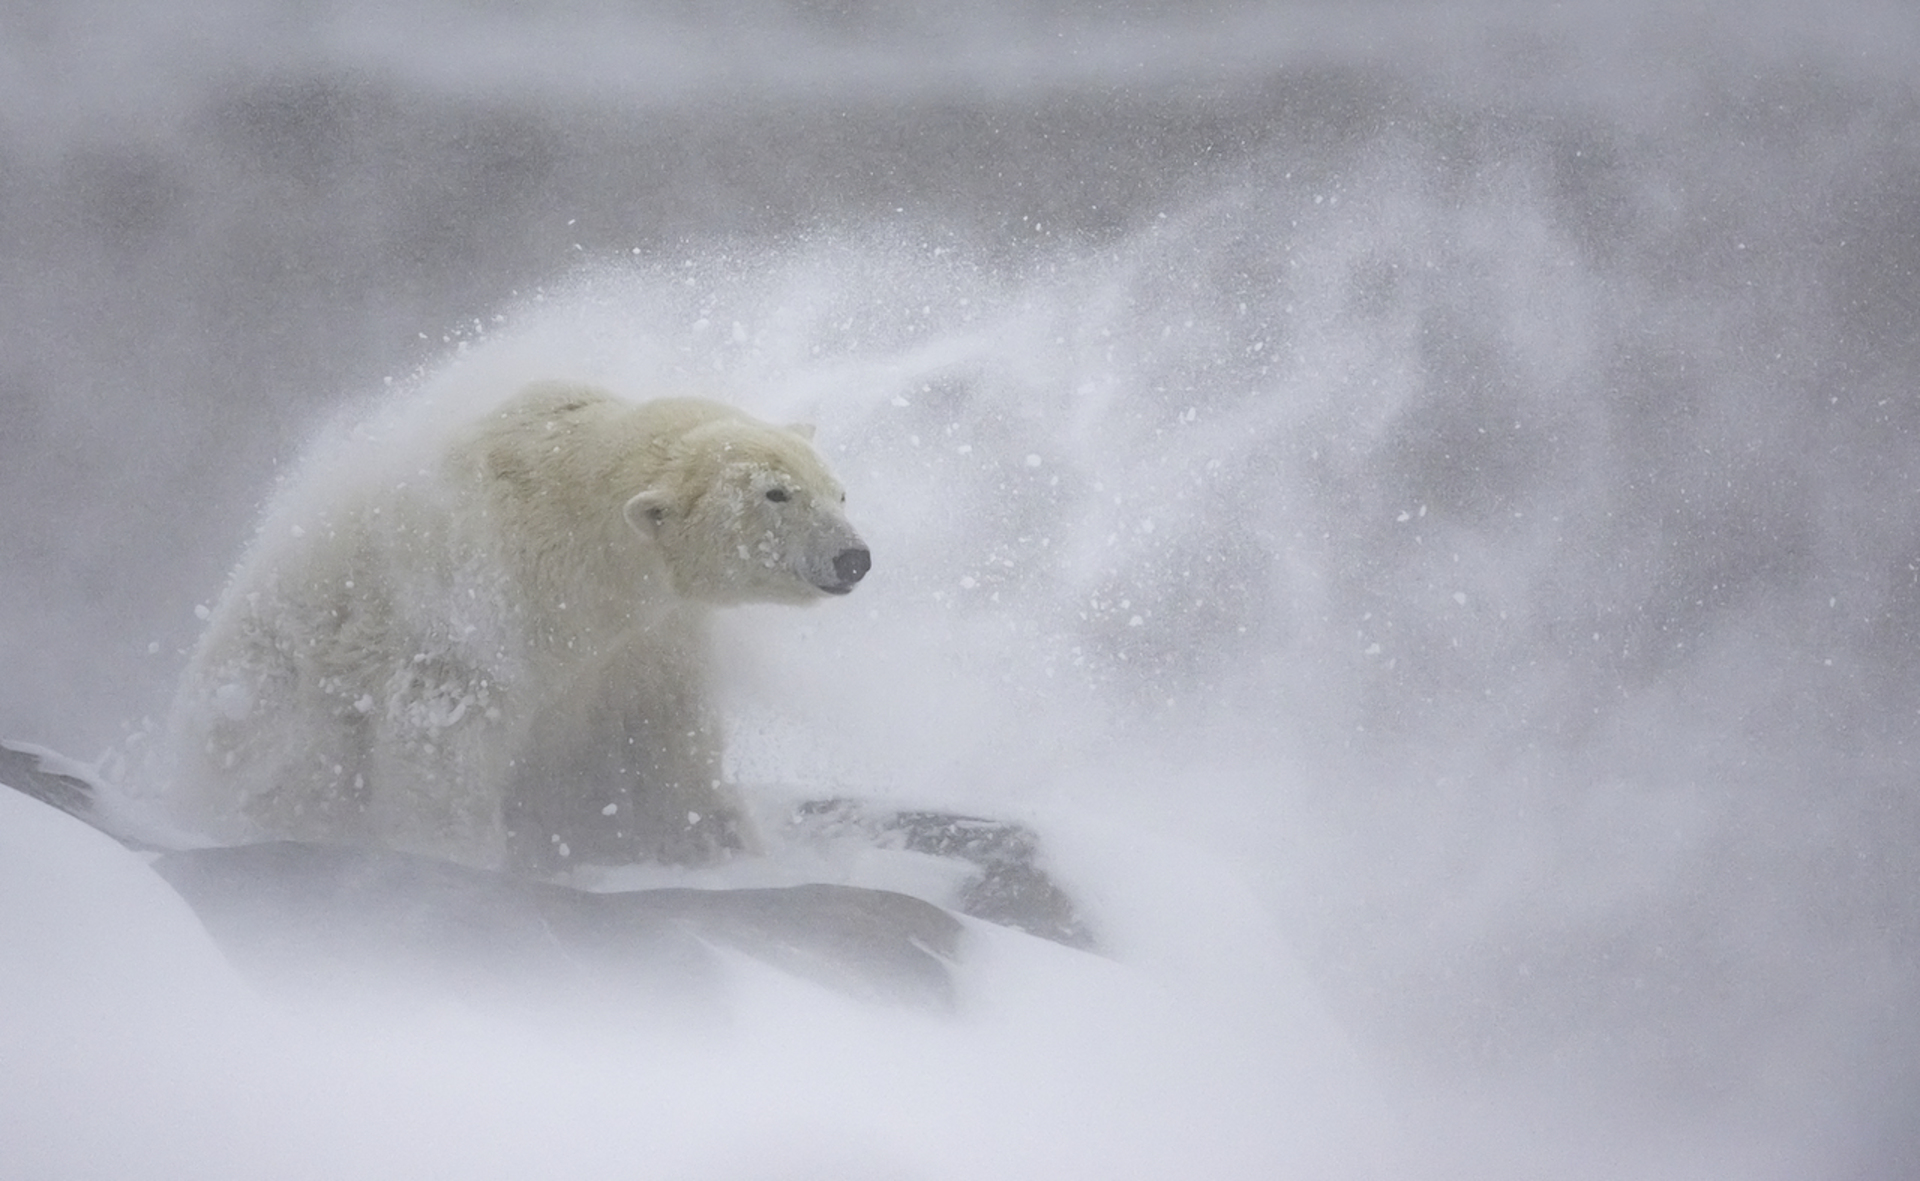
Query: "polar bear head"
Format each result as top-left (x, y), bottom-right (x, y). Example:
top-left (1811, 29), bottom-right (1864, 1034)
top-left (622, 409), bottom-right (870, 605)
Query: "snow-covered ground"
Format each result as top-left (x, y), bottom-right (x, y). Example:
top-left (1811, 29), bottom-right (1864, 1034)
top-left (2, 776), bottom-right (1409, 1181)
top-left (5, 3), bottom-right (1920, 1177)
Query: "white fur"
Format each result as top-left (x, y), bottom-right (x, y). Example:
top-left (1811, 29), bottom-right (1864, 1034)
top-left (167, 381), bottom-right (865, 871)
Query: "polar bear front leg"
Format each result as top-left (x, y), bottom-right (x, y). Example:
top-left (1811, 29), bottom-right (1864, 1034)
top-left (502, 640), bottom-right (745, 874)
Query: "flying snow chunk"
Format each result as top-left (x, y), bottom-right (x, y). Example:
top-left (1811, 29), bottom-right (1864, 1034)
top-left (212, 683), bottom-right (252, 721)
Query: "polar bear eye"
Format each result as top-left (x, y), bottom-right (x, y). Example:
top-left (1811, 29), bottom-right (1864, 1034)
top-left (764, 488), bottom-right (790, 503)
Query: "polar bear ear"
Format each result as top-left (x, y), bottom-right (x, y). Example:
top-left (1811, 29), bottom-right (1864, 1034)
top-left (785, 422), bottom-right (816, 442)
top-left (623, 489), bottom-right (671, 537)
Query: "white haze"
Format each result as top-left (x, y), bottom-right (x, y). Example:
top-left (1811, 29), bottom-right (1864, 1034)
top-left (4, 2), bottom-right (1920, 1178)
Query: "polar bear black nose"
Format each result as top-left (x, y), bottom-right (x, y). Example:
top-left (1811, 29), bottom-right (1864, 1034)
top-left (834, 546), bottom-right (871, 587)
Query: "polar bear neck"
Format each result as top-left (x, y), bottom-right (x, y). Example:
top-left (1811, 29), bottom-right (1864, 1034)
top-left (452, 393), bottom-right (704, 657)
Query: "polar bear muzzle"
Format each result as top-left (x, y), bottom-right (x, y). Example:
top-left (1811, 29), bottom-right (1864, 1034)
top-left (822, 545), bottom-right (871, 595)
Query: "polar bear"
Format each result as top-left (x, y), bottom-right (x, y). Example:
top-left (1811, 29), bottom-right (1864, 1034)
top-left (166, 381), bottom-right (869, 873)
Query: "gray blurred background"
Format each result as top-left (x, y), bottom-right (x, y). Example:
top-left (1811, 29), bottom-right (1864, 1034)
top-left (4, 2), bottom-right (1919, 1175)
